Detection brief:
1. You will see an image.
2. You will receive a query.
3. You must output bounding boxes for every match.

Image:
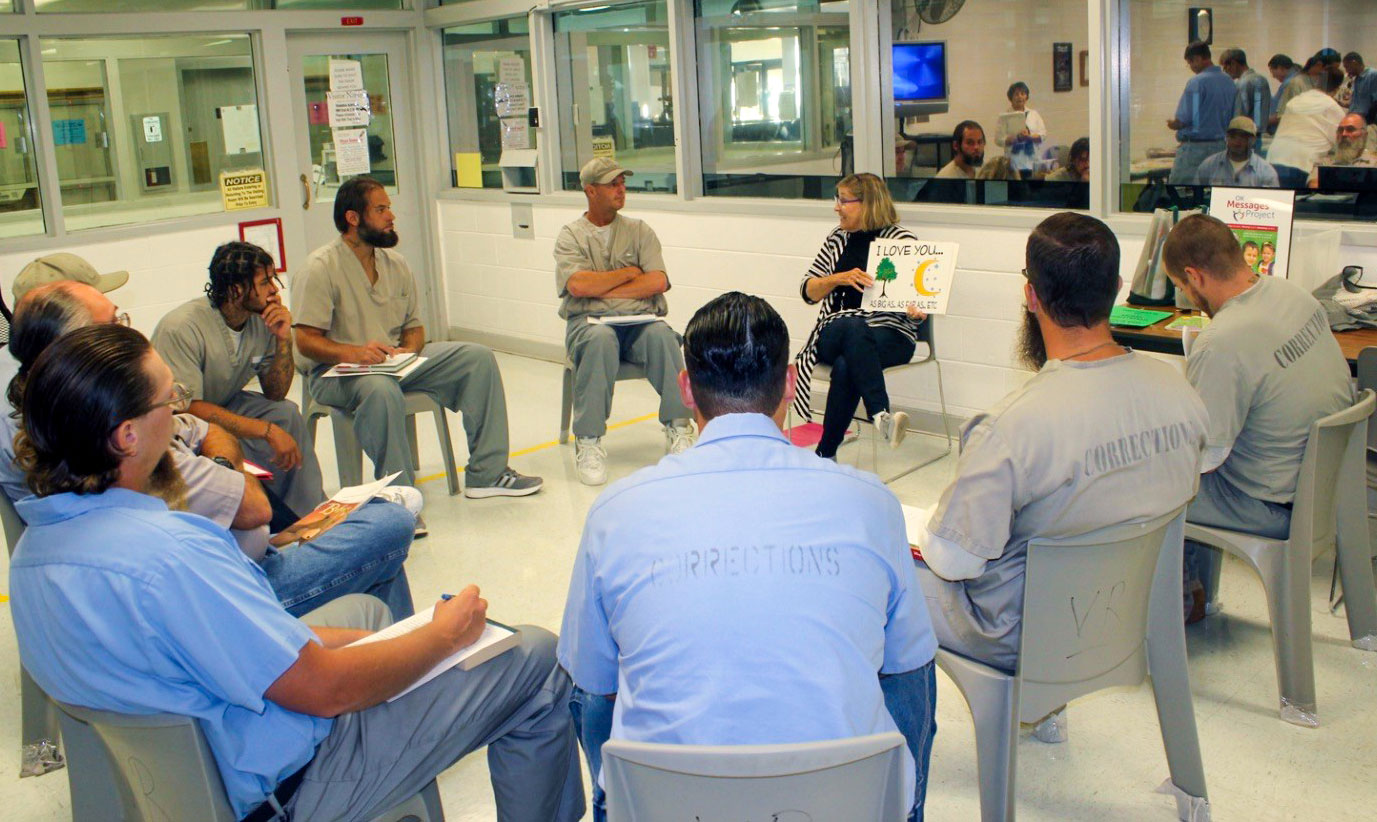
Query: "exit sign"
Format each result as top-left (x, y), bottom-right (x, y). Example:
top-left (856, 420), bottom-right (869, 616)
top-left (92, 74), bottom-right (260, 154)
top-left (341, 16), bottom-right (364, 26)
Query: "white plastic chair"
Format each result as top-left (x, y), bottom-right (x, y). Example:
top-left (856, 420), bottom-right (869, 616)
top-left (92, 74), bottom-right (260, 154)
top-left (602, 732), bottom-right (907, 822)
top-left (936, 507), bottom-right (1210, 822)
top-left (559, 358), bottom-right (648, 444)
top-left (801, 319), bottom-right (952, 483)
top-left (54, 702), bottom-right (444, 822)
top-left (1186, 389), bottom-right (1377, 726)
top-left (303, 388), bottom-right (460, 495)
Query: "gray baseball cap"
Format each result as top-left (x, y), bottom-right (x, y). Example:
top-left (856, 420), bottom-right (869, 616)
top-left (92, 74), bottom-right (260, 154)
top-left (14, 253), bottom-right (129, 303)
top-left (579, 157), bottom-right (633, 187)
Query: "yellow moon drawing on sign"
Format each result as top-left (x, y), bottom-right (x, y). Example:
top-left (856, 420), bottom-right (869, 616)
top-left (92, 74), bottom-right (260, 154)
top-left (913, 259), bottom-right (942, 297)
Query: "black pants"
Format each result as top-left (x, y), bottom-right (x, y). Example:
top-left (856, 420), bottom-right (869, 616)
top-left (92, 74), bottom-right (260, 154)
top-left (815, 316), bottom-right (916, 458)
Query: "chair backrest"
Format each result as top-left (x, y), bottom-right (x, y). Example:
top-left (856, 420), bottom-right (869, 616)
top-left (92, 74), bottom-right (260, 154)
top-left (54, 702), bottom-right (237, 822)
top-left (602, 732), bottom-right (907, 822)
top-left (0, 487), bottom-right (25, 558)
top-left (1290, 388), bottom-right (1376, 550)
top-left (1017, 506), bottom-right (1187, 720)
top-left (1355, 349), bottom-right (1377, 452)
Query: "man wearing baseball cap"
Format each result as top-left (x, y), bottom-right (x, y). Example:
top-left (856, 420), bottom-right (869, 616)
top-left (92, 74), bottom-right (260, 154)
top-left (1194, 116), bottom-right (1280, 186)
top-left (13, 252), bottom-right (129, 303)
top-left (553, 157), bottom-right (694, 486)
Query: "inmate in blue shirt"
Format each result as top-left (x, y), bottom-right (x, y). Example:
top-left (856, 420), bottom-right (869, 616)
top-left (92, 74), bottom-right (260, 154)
top-left (9, 489), bottom-right (332, 818)
top-left (558, 413), bottom-right (936, 806)
top-left (1175, 65), bottom-right (1239, 141)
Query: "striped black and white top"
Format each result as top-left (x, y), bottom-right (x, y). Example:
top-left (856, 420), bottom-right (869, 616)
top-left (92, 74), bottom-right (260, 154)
top-left (792, 224), bottom-right (923, 422)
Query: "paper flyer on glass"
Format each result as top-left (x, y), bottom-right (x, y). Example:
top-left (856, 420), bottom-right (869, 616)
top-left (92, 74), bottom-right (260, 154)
top-left (1207, 187), bottom-right (1295, 278)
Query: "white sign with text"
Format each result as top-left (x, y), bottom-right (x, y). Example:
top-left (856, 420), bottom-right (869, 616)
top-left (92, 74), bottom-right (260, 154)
top-left (860, 239), bottom-right (960, 315)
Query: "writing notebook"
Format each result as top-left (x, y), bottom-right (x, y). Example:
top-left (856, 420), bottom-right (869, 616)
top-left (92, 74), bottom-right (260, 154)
top-left (347, 608), bottom-right (520, 702)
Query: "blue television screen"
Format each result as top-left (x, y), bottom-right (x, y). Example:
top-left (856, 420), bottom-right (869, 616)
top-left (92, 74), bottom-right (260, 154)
top-left (893, 42), bottom-right (946, 102)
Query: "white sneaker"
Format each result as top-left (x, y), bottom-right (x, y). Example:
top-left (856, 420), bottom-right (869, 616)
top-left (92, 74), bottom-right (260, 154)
top-left (664, 420), bottom-right (696, 455)
top-left (873, 409), bottom-right (909, 450)
top-left (576, 437), bottom-right (608, 486)
top-left (376, 485), bottom-right (424, 517)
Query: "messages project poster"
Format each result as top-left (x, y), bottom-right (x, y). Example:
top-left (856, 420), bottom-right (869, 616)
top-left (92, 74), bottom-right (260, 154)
top-left (1208, 187), bottom-right (1295, 278)
top-left (860, 239), bottom-right (959, 315)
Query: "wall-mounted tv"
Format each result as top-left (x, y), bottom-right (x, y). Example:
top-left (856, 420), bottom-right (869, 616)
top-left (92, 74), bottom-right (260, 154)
top-left (893, 41), bottom-right (948, 116)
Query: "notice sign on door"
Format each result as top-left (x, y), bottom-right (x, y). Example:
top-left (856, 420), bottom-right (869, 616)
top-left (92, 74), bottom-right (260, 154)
top-left (220, 169), bottom-right (270, 212)
top-left (142, 115), bottom-right (163, 143)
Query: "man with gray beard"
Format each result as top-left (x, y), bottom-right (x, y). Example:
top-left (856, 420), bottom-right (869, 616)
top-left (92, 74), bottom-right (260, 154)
top-left (911, 213), bottom-right (1208, 699)
top-left (1307, 113), bottom-right (1377, 187)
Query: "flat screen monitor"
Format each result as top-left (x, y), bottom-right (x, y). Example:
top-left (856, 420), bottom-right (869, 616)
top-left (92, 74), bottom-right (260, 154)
top-left (893, 41), bottom-right (946, 103)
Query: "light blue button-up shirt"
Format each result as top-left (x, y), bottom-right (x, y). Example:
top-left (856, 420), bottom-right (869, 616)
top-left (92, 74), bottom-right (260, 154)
top-left (9, 489), bottom-right (331, 818)
top-left (558, 413), bottom-right (936, 806)
top-left (1175, 65), bottom-right (1239, 142)
top-left (1194, 150), bottom-right (1281, 187)
top-left (1350, 67), bottom-right (1377, 116)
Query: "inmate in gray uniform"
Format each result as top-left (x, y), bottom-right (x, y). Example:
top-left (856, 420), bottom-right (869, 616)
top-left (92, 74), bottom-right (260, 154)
top-left (294, 237), bottom-right (511, 487)
top-left (920, 352), bottom-right (1208, 671)
top-left (152, 297), bottom-right (325, 517)
top-left (554, 214), bottom-right (690, 439)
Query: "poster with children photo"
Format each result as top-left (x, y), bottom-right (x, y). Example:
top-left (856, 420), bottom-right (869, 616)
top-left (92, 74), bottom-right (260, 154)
top-left (1208, 186), bottom-right (1295, 278)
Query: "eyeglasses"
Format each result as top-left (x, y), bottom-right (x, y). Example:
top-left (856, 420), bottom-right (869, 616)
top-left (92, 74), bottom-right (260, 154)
top-left (1341, 265), bottom-right (1376, 292)
top-left (834, 195), bottom-right (862, 205)
top-left (149, 382), bottom-right (193, 414)
top-left (115, 312), bottom-right (131, 327)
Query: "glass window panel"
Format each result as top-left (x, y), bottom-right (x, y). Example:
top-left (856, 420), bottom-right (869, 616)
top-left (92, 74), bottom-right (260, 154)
top-left (0, 40), bottom-right (44, 238)
top-left (554, 0), bottom-right (677, 193)
top-left (40, 34), bottom-right (270, 231)
top-left (1122, 0), bottom-right (1377, 223)
top-left (884, 0), bottom-right (1090, 209)
top-left (300, 52), bottom-right (398, 202)
top-left (36, 1), bottom-right (401, 10)
top-left (696, 0), bottom-right (850, 199)
top-left (441, 17), bottom-right (534, 189)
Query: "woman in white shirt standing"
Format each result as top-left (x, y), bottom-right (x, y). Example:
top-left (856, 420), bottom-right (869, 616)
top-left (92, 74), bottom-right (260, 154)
top-left (1267, 65), bottom-right (1345, 187)
top-left (1000, 81), bottom-right (1048, 178)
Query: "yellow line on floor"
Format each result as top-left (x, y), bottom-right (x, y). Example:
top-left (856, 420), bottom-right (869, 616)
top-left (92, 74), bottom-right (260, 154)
top-left (414, 412), bottom-right (659, 486)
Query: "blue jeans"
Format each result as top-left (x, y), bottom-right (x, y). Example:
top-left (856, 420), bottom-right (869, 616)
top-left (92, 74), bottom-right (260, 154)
top-left (1169, 140), bottom-right (1226, 184)
top-left (570, 660), bottom-right (938, 822)
top-left (260, 499), bottom-right (417, 619)
top-left (1185, 471), bottom-right (1293, 603)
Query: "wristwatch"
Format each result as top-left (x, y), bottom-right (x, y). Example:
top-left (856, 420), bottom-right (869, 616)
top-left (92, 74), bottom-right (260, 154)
top-left (211, 456), bottom-right (236, 471)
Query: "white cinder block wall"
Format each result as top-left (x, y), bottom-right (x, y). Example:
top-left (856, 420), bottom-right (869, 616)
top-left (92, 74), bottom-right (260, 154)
top-left (438, 199), bottom-right (1149, 425)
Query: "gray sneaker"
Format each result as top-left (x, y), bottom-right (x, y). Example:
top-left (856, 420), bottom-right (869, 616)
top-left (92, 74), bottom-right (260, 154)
top-left (873, 409), bottom-right (909, 450)
top-left (464, 467), bottom-right (543, 499)
top-left (664, 419), bottom-right (696, 455)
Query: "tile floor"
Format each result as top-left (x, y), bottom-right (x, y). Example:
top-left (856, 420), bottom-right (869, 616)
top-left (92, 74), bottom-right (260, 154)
top-left (2, 351), bottom-right (1375, 821)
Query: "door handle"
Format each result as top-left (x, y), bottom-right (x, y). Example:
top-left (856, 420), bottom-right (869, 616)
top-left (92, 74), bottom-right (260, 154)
top-left (300, 173), bottom-right (311, 210)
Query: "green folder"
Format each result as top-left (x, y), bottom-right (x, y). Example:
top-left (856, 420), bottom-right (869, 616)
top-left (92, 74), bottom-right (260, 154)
top-left (1109, 306), bottom-right (1172, 328)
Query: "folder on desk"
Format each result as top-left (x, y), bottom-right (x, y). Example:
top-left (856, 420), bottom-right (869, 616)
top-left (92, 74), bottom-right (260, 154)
top-left (1109, 306), bottom-right (1172, 328)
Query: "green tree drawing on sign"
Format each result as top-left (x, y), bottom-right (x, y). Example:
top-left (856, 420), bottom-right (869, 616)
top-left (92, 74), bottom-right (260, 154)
top-left (874, 256), bottom-right (898, 297)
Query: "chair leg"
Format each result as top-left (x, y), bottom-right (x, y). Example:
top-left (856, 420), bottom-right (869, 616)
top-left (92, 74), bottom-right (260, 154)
top-left (405, 414), bottom-right (420, 469)
top-left (1259, 541), bottom-right (1319, 725)
top-left (934, 359), bottom-right (954, 453)
top-left (941, 658), bottom-right (1018, 822)
top-left (430, 408), bottom-right (461, 496)
top-left (1146, 520), bottom-right (1210, 814)
top-left (56, 711), bottom-right (124, 822)
top-left (19, 667), bottom-right (62, 776)
top-left (559, 365), bottom-right (574, 445)
top-left (1334, 438), bottom-right (1377, 646)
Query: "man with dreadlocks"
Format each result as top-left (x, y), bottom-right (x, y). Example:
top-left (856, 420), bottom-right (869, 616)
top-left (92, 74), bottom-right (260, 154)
top-left (153, 241), bottom-right (326, 519)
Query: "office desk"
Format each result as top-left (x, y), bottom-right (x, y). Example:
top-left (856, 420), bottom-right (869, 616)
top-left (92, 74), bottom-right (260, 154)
top-left (1110, 305), bottom-right (1377, 367)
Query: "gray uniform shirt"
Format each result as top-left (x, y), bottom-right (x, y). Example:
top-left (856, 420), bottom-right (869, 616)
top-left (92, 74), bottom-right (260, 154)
top-left (927, 352), bottom-right (1208, 660)
top-left (554, 213), bottom-right (670, 321)
top-left (293, 236), bottom-right (423, 374)
top-left (1187, 276), bottom-right (1353, 503)
top-left (151, 297), bottom-right (276, 406)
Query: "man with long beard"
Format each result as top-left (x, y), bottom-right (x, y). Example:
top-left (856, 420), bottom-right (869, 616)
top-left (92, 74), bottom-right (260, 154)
top-left (909, 213), bottom-right (1207, 720)
top-left (936, 120), bottom-right (986, 179)
top-left (1307, 113), bottom-right (1377, 188)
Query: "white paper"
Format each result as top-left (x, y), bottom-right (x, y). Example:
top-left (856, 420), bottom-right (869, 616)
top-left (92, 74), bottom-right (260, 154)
top-left (900, 503), bottom-right (936, 548)
top-left (349, 608), bottom-right (517, 702)
top-left (332, 127), bottom-right (371, 176)
top-left (142, 115), bottom-right (163, 143)
top-left (494, 82), bottom-right (530, 118)
top-left (220, 104), bottom-right (261, 155)
top-left (859, 239), bottom-right (960, 315)
top-left (997, 111), bottom-right (1028, 147)
top-left (497, 57), bottom-right (526, 86)
top-left (499, 117), bottom-right (530, 150)
top-left (240, 222), bottom-right (281, 271)
top-left (322, 354), bottom-right (427, 379)
top-left (329, 59), bottom-right (364, 92)
top-left (587, 314), bottom-right (661, 326)
top-left (327, 90), bottom-right (371, 128)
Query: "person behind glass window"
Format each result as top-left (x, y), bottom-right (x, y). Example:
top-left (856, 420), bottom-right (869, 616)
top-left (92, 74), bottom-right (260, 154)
top-left (1269, 65), bottom-right (1346, 188)
top-left (1167, 41), bottom-right (1238, 184)
top-left (1344, 52), bottom-right (1377, 118)
top-left (1307, 112), bottom-right (1377, 188)
top-left (1267, 54), bottom-right (1306, 134)
top-left (794, 174), bottom-right (927, 460)
top-left (1220, 48), bottom-right (1271, 149)
top-left (1194, 117), bottom-right (1279, 187)
top-left (1046, 137), bottom-right (1091, 182)
top-left (936, 121), bottom-right (985, 179)
top-left (999, 81), bottom-right (1047, 178)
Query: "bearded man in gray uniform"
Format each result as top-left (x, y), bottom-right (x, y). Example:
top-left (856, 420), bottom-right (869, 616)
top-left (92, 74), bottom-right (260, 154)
top-left (912, 213), bottom-right (1209, 685)
top-left (1162, 214), bottom-right (1353, 617)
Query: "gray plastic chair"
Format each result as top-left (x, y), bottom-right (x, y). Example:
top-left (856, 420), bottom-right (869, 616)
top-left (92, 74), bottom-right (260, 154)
top-left (1186, 389), bottom-right (1377, 726)
top-left (303, 387), bottom-right (460, 495)
top-left (800, 320), bottom-right (952, 483)
top-left (54, 702), bottom-right (444, 822)
top-left (602, 732), bottom-right (907, 822)
top-left (936, 507), bottom-right (1209, 822)
top-left (559, 358), bottom-right (647, 444)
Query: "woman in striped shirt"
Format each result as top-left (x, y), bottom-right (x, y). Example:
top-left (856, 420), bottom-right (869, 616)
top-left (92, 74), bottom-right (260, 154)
top-left (794, 173), bottom-right (926, 460)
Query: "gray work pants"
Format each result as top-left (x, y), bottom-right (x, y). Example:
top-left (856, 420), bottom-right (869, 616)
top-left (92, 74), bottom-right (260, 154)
top-left (289, 594), bottom-right (585, 822)
top-left (309, 341), bottom-right (510, 487)
top-left (1185, 471), bottom-right (1293, 602)
top-left (565, 319), bottom-right (690, 439)
top-left (224, 390), bottom-right (327, 517)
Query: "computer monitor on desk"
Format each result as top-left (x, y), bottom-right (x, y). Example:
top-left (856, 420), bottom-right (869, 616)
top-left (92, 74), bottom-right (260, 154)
top-left (1317, 165), bottom-right (1377, 192)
